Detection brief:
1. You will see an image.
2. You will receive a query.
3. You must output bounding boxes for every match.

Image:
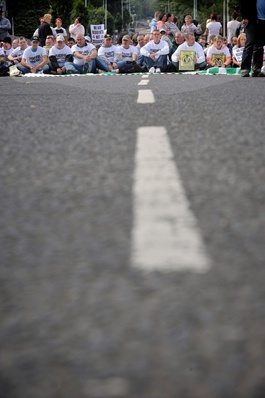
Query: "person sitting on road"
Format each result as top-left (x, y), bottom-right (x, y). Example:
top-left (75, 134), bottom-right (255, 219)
top-left (65, 33), bottom-right (108, 74)
top-left (48, 35), bottom-right (73, 75)
top-left (140, 29), bottom-right (169, 73)
top-left (232, 33), bottom-right (246, 68)
top-left (8, 36), bottom-right (29, 65)
top-left (0, 36), bottom-right (17, 76)
top-left (43, 35), bottom-right (55, 56)
top-left (67, 37), bottom-right (76, 48)
top-left (17, 36), bottom-right (49, 74)
top-left (206, 35), bottom-right (231, 68)
top-left (116, 35), bottom-right (139, 73)
top-left (169, 31), bottom-right (185, 60)
top-left (159, 27), bottom-right (172, 46)
top-left (12, 38), bottom-right (19, 49)
top-left (98, 34), bottom-right (119, 72)
top-left (172, 32), bottom-right (206, 71)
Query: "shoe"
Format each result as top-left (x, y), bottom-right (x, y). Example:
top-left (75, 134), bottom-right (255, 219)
top-left (83, 62), bottom-right (89, 73)
top-left (133, 63), bottom-right (146, 73)
top-left (155, 67), bottom-right (161, 73)
top-left (252, 69), bottom-right (265, 77)
top-left (241, 69), bottom-right (250, 77)
top-left (149, 66), bottom-right (155, 73)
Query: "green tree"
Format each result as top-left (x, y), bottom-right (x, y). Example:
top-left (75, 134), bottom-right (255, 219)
top-left (71, 0), bottom-right (89, 32)
top-left (87, 6), bottom-right (114, 34)
top-left (49, 0), bottom-right (74, 31)
top-left (9, 0), bottom-right (49, 37)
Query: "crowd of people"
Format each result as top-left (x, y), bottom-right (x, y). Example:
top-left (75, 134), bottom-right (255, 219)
top-left (0, 3), bottom-right (265, 77)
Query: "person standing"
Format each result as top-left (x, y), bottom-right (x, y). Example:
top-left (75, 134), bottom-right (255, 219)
top-left (38, 14), bottom-right (53, 47)
top-left (52, 18), bottom-right (68, 42)
top-left (0, 9), bottom-right (11, 41)
top-left (69, 17), bottom-right (85, 41)
top-left (239, 0), bottom-right (265, 77)
top-left (227, 11), bottom-right (241, 43)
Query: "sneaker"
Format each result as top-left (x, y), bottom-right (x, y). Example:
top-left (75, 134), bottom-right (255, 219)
top-left (149, 66), bottom-right (155, 73)
top-left (241, 69), bottom-right (250, 77)
top-left (155, 67), bottom-right (161, 73)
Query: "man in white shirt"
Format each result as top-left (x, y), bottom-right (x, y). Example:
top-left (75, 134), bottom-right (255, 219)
top-left (65, 33), bottom-right (108, 74)
top-left (98, 34), bottom-right (119, 72)
top-left (8, 36), bottom-right (29, 65)
top-left (17, 36), bottom-right (49, 74)
top-left (172, 33), bottom-right (206, 71)
top-left (49, 35), bottom-right (73, 75)
top-left (140, 29), bottom-right (169, 72)
top-left (117, 35), bottom-right (138, 73)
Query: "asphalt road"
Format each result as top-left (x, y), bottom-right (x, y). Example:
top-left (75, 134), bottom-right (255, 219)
top-left (1, 73), bottom-right (265, 398)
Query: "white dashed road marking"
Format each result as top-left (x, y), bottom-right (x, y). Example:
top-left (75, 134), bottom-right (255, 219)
top-left (130, 126), bottom-right (211, 273)
top-left (137, 89), bottom-right (155, 103)
top-left (138, 80), bottom-right (149, 85)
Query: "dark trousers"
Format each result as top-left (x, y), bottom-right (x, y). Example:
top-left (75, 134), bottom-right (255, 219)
top-left (241, 19), bottom-right (265, 72)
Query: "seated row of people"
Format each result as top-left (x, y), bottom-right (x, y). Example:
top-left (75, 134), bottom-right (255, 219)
top-left (0, 30), bottom-right (252, 76)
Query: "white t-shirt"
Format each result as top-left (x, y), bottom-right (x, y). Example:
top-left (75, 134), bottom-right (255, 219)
top-left (117, 45), bottom-right (138, 61)
top-left (172, 41), bottom-right (205, 64)
top-left (49, 44), bottom-right (72, 67)
top-left (206, 21), bottom-right (222, 42)
top-left (52, 27), bottom-right (67, 38)
top-left (71, 42), bottom-right (96, 65)
top-left (22, 46), bottom-right (47, 66)
top-left (98, 44), bottom-right (119, 64)
top-left (140, 39), bottom-right (169, 58)
top-left (206, 45), bottom-right (230, 60)
top-left (227, 20), bottom-right (241, 42)
top-left (69, 24), bottom-right (85, 40)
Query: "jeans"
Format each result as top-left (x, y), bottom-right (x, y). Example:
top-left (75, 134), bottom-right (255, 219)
top-left (117, 60), bottom-right (133, 71)
top-left (17, 64), bottom-right (50, 74)
top-left (65, 57), bottom-right (108, 74)
top-left (241, 19), bottom-right (265, 72)
top-left (142, 55), bottom-right (168, 72)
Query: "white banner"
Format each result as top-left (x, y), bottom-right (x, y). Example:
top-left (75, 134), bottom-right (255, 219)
top-left (90, 24), bottom-right (104, 44)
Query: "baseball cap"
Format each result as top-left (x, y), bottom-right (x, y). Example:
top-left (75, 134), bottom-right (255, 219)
top-left (160, 27), bottom-right (166, 32)
top-left (56, 35), bottom-right (64, 42)
top-left (31, 36), bottom-right (39, 42)
top-left (104, 34), bottom-right (112, 39)
top-left (122, 35), bottom-right (130, 41)
top-left (84, 35), bottom-right (91, 42)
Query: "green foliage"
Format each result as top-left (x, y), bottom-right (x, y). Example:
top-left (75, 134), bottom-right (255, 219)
top-left (49, 0), bottom-right (74, 31)
top-left (11, 0), bottom-right (49, 37)
top-left (87, 6), bottom-right (114, 34)
top-left (115, 12), bottom-right (123, 32)
top-left (71, 0), bottom-right (89, 31)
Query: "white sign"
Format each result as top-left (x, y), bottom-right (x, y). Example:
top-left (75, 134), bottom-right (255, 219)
top-left (233, 47), bottom-right (244, 63)
top-left (90, 24), bottom-right (104, 45)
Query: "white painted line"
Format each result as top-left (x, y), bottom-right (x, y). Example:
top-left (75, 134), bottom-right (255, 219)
top-left (137, 89), bottom-right (155, 103)
top-left (141, 74), bottom-right (149, 78)
top-left (138, 80), bottom-right (149, 85)
top-left (130, 126), bottom-right (211, 273)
